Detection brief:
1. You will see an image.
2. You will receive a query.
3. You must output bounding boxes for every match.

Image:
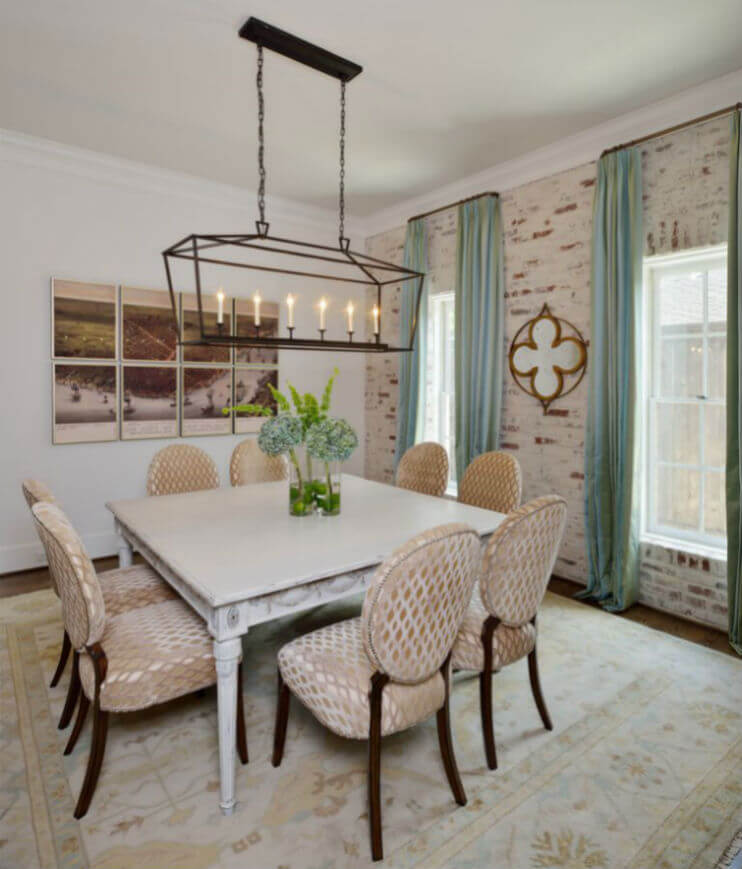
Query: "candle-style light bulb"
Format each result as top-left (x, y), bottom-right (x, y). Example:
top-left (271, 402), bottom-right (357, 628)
top-left (286, 294), bottom-right (295, 328)
top-left (253, 292), bottom-right (261, 327)
top-left (216, 289), bottom-right (225, 324)
top-left (372, 304), bottom-right (380, 335)
top-left (346, 301), bottom-right (354, 333)
top-left (319, 297), bottom-right (327, 331)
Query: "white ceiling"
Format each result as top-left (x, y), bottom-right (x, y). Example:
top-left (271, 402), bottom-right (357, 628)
top-left (2, 0), bottom-right (741, 217)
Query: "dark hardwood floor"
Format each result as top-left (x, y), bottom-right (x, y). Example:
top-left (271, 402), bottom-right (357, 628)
top-left (0, 561), bottom-right (735, 658)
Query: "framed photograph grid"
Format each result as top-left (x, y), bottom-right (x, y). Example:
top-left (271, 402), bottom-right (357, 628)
top-left (51, 279), bottom-right (279, 444)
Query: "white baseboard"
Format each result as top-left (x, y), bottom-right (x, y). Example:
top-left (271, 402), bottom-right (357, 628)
top-left (0, 531), bottom-right (119, 576)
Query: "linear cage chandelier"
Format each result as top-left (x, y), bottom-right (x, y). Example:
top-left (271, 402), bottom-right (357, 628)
top-left (162, 18), bottom-right (424, 353)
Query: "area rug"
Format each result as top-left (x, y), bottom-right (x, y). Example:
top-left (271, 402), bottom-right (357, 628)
top-left (2, 588), bottom-right (741, 869)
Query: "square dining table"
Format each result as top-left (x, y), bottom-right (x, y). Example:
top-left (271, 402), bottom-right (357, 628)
top-left (107, 474), bottom-right (504, 813)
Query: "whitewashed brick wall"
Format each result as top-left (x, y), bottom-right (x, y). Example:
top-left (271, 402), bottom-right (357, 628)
top-left (364, 116), bottom-right (732, 631)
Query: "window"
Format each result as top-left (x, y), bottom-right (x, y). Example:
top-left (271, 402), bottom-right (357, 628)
top-left (422, 291), bottom-right (456, 488)
top-left (644, 245), bottom-right (727, 553)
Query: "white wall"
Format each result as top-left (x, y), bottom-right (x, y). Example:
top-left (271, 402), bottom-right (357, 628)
top-left (0, 133), bottom-right (367, 574)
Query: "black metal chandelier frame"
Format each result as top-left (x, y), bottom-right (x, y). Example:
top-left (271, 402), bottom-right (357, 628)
top-left (163, 17), bottom-right (424, 354)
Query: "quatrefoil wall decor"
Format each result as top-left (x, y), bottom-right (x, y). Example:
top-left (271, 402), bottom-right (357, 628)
top-left (508, 303), bottom-right (587, 414)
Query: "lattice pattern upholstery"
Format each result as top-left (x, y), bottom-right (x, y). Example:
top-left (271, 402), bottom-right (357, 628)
top-left (279, 523), bottom-right (479, 739)
top-left (21, 478), bottom-right (57, 509)
top-left (451, 586), bottom-right (537, 671)
top-left (278, 618), bottom-right (445, 739)
top-left (395, 442), bottom-right (449, 497)
top-left (146, 444), bottom-right (220, 496)
top-left (31, 503), bottom-right (106, 650)
top-left (79, 599), bottom-right (216, 712)
top-left (361, 523), bottom-right (481, 683)
top-left (230, 438), bottom-right (288, 486)
top-left (100, 564), bottom-right (176, 616)
top-left (451, 495), bottom-right (567, 673)
top-left (457, 451), bottom-right (522, 514)
top-left (479, 495), bottom-right (567, 626)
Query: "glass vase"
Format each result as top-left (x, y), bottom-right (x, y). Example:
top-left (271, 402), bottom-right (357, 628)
top-left (287, 446), bottom-right (316, 517)
top-left (315, 461), bottom-right (341, 516)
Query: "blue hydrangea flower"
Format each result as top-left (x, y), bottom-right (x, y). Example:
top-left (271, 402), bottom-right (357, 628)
top-left (258, 414), bottom-right (303, 456)
top-left (306, 417), bottom-right (358, 462)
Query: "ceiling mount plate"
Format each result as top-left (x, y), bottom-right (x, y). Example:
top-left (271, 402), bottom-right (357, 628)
top-left (239, 17), bottom-right (363, 82)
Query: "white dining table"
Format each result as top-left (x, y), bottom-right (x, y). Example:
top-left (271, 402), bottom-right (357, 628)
top-left (107, 474), bottom-right (503, 813)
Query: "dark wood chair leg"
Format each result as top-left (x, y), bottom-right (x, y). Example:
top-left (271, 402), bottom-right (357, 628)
top-left (368, 672), bottom-right (389, 862)
top-left (528, 645), bottom-right (553, 731)
top-left (272, 669), bottom-right (290, 767)
top-left (58, 651), bottom-right (80, 730)
top-left (74, 643), bottom-right (109, 819)
top-left (74, 706), bottom-right (109, 819)
top-left (480, 616), bottom-right (500, 770)
top-left (236, 662), bottom-right (248, 764)
top-left (64, 692), bottom-right (90, 755)
top-left (50, 630), bottom-right (71, 688)
top-left (436, 655), bottom-right (466, 805)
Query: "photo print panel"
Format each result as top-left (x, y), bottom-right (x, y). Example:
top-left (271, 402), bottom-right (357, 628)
top-left (52, 279), bottom-right (117, 360)
top-left (53, 363), bottom-right (118, 444)
top-left (121, 286), bottom-right (178, 362)
top-left (121, 366), bottom-right (178, 440)
top-left (181, 367), bottom-right (233, 436)
top-left (235, 297), bottom-right (279, 365)
top-left (181, 292), bottom-right (232, 364)
top-left (233, 368), bottom-right (278, 434)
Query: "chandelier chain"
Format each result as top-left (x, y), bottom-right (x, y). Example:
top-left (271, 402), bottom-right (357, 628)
top-left (257, 44), bottom-right (266, 226)
top-left (339, 79), bottom-right (346, 244)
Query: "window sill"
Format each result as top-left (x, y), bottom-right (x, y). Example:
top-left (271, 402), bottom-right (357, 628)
top-left (641, 532), bottom-right (726, 563)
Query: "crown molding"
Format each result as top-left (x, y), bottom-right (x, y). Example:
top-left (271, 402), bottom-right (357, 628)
top-left (362, 67), bottom-right (742, 238)
top-left (0, 127), bottom-right (366, 238)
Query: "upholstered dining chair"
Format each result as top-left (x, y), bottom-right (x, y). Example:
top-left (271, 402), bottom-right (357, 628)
top-left (395, 441), bottom-right (449, 497)
top-left (451, 495), bottom-right (567, 770)
top-left (458, 451), bottom-right (522, 514)
top-left (272, 523), bottom-right (481, 861)
top-left (146, 443), bottom-right (220, 496)
top-left (229, 437), bottom-right (288, 486)
top-left (31, 501), bottom-right (248, 819)
top-left (22, 479), bottom-right (175, 731)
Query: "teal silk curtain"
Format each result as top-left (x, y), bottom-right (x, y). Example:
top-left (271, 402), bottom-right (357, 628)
top-left (581, 148), bottom-right (642, 612)
top-left (454, 195), bottom-right (504, 482)
top-left (727, 110), bottom-right (742, 655)
top-left (395, 218), bottom-right (428, 466)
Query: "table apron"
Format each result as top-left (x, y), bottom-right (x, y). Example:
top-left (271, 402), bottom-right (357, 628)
top-left (115, 520), bottom-right (376, 641)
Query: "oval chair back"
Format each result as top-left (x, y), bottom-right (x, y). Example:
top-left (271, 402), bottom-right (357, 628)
top-left (479, 494), bottom-right (567, 627)
top-left (458, 451), bottom-right (522, 513)
top-left (146, 444), bottom-right (220, 496)
top-left (230, 438), bottom-right (288, 486)
top-left (31, 501), bottom-right (106, 651)
top-left (361, 522), bottom-right (481, 684)
top-left (395, 442), bottom-right (449, 497)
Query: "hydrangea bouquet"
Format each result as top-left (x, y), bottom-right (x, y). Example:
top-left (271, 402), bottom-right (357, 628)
top-left (226, 368), bottom-right (358, 516)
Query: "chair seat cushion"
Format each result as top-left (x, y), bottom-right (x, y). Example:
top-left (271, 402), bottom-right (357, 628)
top-left (452, 587), bottom-right (536, 672)
top-left (80, 599), bottom-right (215, 712)
top-left (99, 563), bottom-right (176, 617)
top-left (278, 617), bottom-right (445, 740)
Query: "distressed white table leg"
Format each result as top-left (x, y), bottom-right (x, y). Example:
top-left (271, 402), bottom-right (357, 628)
top-left (214, 636), bottom-right (242, 815)
top-left (115, 523), bottom-right (133, 568)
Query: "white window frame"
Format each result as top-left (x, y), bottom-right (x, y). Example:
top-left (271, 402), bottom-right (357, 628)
top-left (423, 290), bottom-right (457, 493)
top-left (642, 244), bottom-right (727, 558)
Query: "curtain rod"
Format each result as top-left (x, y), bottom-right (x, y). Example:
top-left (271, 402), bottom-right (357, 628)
top-left (407, 191), bottom-right (499, 223)
top-left (602, 101), bottom-right (741, 156)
